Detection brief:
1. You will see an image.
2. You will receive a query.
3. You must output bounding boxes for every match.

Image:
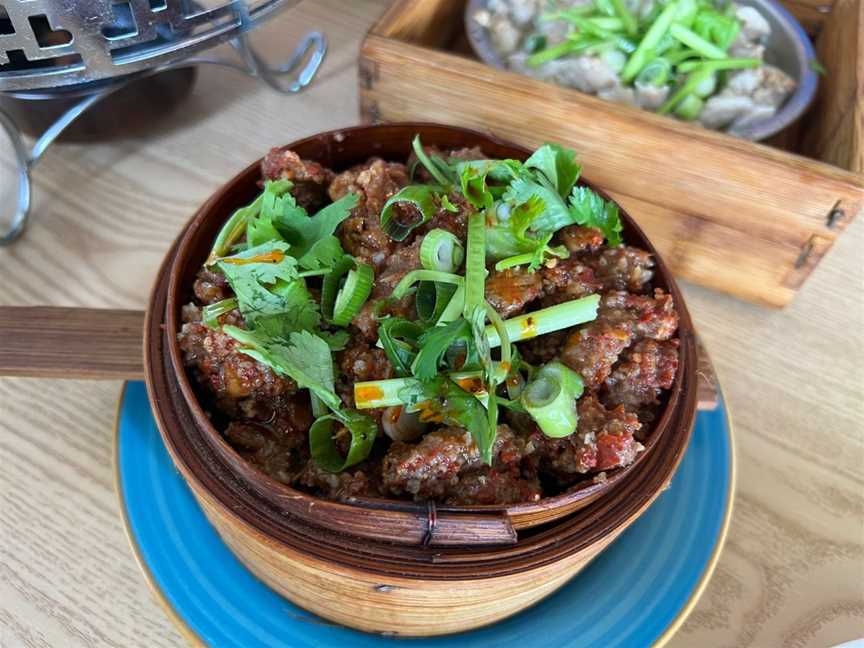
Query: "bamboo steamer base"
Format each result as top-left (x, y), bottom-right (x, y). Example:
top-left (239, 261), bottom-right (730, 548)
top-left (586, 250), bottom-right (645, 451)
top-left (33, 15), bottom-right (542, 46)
top-left (190, 475), bottom-right (638, 636)
top-left (142, 125), bottom-right (697, 637)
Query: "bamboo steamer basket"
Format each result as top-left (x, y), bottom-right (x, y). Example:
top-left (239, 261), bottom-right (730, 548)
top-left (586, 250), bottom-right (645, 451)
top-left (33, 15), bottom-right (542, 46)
top-left (143, 123), bottom-right (698, 635)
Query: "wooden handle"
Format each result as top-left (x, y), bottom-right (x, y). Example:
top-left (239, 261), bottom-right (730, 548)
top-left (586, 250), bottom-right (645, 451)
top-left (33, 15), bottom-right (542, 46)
top-left (0, 306), bottom-right (145, 380)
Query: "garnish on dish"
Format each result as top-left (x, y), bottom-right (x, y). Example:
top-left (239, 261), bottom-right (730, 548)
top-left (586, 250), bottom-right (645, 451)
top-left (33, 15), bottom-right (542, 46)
top-left (474, 0), bottom-right (796, 134)
top-left (178, 137), bottom-right (680, 505)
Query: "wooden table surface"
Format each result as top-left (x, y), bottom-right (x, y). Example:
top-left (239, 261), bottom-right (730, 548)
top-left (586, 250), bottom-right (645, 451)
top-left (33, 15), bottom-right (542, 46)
top-left (1, 1), bottom-right (862, 646)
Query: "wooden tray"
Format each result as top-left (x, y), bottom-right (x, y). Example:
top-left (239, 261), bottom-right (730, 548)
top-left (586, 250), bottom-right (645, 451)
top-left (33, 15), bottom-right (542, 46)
top-left (358, 0), bottom-right (863, 308)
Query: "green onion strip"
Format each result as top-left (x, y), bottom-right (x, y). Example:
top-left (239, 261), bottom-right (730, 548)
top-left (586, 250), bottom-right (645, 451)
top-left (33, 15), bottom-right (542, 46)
top-left (322, 256), bottom-right (374, 326)
top-left (202, 297), bottom-right (238, 329)
top-left (521, 361), bottom-right (584, 438)
top-left (485, 294), bottom-right (600, 347)
top-left (420, 228), bottom-right (465, 272)
top-left (391, 270), bottom-right (464, 300)
top-left (309, 412), bottom-right (378, 472)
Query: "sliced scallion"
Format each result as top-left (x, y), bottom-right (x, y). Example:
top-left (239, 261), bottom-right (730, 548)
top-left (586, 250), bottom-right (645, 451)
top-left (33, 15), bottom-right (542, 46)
top-left (353, 363), bottom-right (509, 410)
top-left (636, 57), bottom-right (672, 86)
top-left (322, 257), bottom-right (374, 326)
top-left (420, 228), bottom-right (465, 272)
top-left (676, 57), bottom-right (760, 73)
top-left (391, 269), bottom-right (464, 300)
top-left (411, 135), bottom-right (453, 187)
top-left (416, 281), bottom-right (458, 324)
top-left (521, 361), bottom-right (584, 438)
top-left (494, 253), bottom-right (536, 272)
top-left (436, 285), bottom-right (465, 324)
top-left (621, 0), bottom-right (679, 82)
top-left (202, 297), bottom-right (238, 329)
top-left (380, 185), bottom-right (438, 241)
top-left (378, 318), bottom-right (423, 376)
top-left (354, 378), bottom-right (415, 409)
top-left (669, 24), bottom-right (727, 60)
top-left (608, 0), bottom-right (638, 35)
top-left (674, 94), bottom-right (705, 120)
top-left (485, 294), bottom-right (600, 347)
top-left (659, 65), bottom-right (715, 114)
top-left (463, 210), bottom-right (488, 317)
top-left (309, 412), bottom-right (377, 472)
top-left (207, 180), bottom-right (292, 263)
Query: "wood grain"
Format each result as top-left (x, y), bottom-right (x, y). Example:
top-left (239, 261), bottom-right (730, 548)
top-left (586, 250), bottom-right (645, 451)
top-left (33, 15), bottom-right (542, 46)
top-left (801, 0), bottom-right (863, 174)
top-left (0, 1), bottom-right (861, 647)
top-left (359, 0), bottom-right (863, 308)
top-left (0, 307), bottom-right (144, 380)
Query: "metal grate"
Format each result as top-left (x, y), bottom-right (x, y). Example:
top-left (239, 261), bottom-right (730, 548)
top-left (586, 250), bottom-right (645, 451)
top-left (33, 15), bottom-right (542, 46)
top-left (0, 0), bottom-right (295, 91)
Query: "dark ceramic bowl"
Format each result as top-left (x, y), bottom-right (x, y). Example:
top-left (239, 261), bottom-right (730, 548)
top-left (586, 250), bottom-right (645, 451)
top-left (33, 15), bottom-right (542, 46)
top-left (466, 0), bottom-right (818, 141)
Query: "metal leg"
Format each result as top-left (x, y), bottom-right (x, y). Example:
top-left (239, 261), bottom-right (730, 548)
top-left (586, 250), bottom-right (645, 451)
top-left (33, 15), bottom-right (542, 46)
top-left (0, 28), bottom-right (326, 246)
top-left (232, 30), bottom-right (326, 94)
top-left (0, 87), bottom-right (131, 246)
top-left (0, 109), bottom-right (31, 246)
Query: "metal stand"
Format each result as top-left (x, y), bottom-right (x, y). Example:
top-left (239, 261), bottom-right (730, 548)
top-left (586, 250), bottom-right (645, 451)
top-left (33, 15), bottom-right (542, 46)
top-left (0, 30), bottom-right (326, 246)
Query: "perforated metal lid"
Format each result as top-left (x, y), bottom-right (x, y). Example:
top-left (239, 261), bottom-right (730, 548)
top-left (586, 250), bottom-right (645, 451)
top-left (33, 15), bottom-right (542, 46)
top-left (0, 0), bottom-right (295, 92)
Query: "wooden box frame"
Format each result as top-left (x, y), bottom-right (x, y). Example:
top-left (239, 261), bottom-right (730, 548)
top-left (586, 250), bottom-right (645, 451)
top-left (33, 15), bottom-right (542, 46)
top-left (359, 0), bottom-right (863, 307)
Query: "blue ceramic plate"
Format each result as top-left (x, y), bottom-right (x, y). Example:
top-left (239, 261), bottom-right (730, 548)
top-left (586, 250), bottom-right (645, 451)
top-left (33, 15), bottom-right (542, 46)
top-left (115, 381), bottom-right (734, 648)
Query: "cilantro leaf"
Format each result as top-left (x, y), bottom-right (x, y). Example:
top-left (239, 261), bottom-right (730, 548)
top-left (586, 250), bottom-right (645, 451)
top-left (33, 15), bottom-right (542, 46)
top-left (319, 329), bottom-right (350, 351)
top-left (460, 165), bottom-right (494, 211)
top-left (297, 234), bottom-right (346, 271)
top-left (223, 327), bottom-right (342, 411)
top-left (216, 242), bottom-right (308, 327)
top-left (456, 159), bottom-right (522, 211)
top-left (504, 175), bottom-right (573, 233)
top-left (398, 376), bottom-right (493, 465)
top-left (224, 326), bottom-right (377, 472)
top-left (252, 279), bottom-right (321, 338)
top-left (523, 143), bottom-right (581, 197)
top-left (274, 192), bottom-right (359, 259)
top-left (246, 181), bottom-right (292, 248)
top-left (411, 318), bottom-right (472, 381)
top-left (568, 186), bottom-right (623, 247)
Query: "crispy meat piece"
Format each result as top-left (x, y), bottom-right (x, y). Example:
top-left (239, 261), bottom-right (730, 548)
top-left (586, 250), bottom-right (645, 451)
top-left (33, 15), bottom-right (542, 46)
top-left (338, 342), bottom-right (394, 385)
top-left (444, 468), bottom-right (542, 505)
top-left (587, 246), bottom-right (654, 293)
top-left (335, 339), bottom-right (394, 422)
top-left (261, 147), bottom-right (335, 210)
top-left (560, 320), bottom-right (633, 390)
top-left (601, 290), bottom-right (678, 341)
top-left (350, 239), bottom-right (422, 341)
top-left (224, 397), bottom-right (312, 484)
top-left (558, 225), bottom-right (605, 254)
top-left (381, 425), bottom-right (525, 500)
top-left (178, 314), bottom-right (297, 415)
top-left (560, 290), bottom-right (678, 389)
top-left (533, 395), bottom-right (642, 476)
top-left (604, 339), bottom-right (679, 409)
top-left (417, 192), bottom-right (471, 240)
top-left (485, 266), bottom-right (543, 318)
top-left (296, 460), bottom-right (381, 500)
top-left (539, 257), bottom-right (602, 306)
top-left (329, 158), bottom-right (409, 269)
top-left (518, 329), bottom-right (569, 365)
top-left (192, 267), bottom-right (231, 305)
